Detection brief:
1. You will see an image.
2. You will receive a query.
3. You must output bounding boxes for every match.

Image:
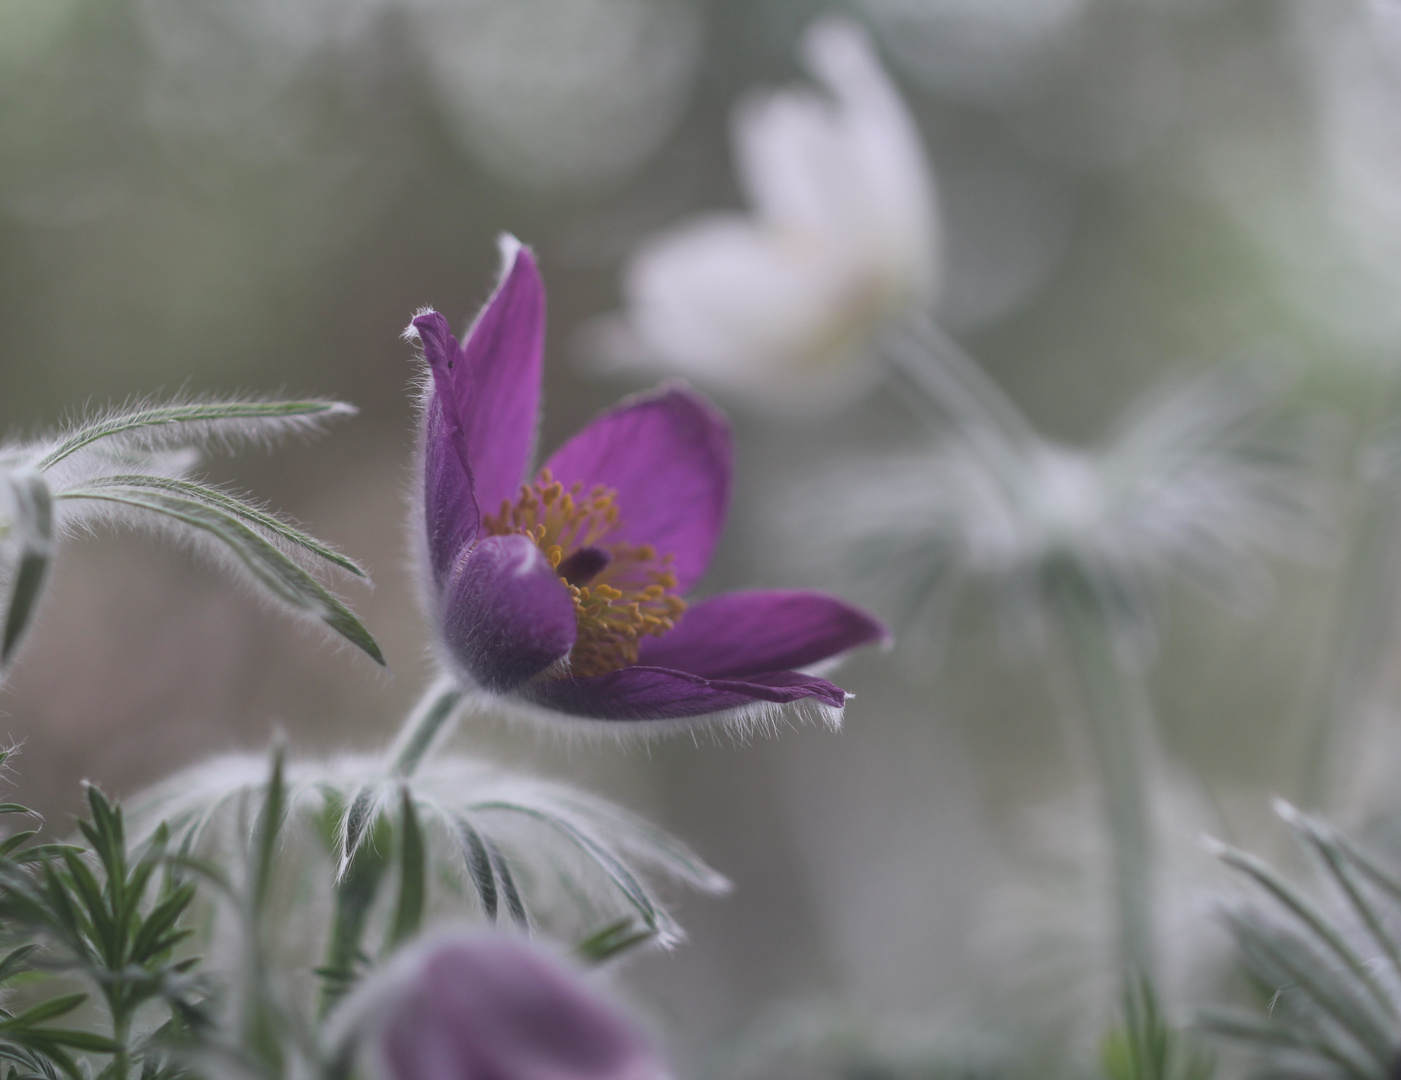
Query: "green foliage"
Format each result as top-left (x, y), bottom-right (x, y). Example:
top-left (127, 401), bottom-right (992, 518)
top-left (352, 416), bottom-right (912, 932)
top-left (1099, 981), bottom-right (1213, 1080)
top-left (0, 473), bottom-right (51, 674)
top-left (0, 781), bottom-right (204, 1080)
top-left (1, 396), bottom-right (380, 674)
top-left (53, 488), bottom-right (382, 664)
top-left (0, 785), bottom-right (206, 1080)
top-left (1204, 802), bottom-right (1401, 1079)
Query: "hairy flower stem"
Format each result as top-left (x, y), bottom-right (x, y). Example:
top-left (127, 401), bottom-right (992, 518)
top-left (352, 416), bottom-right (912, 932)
top-left (1299, 471), bottom-right (1401, 811)
top-left (388, 675), bottom-right (465, 778)
top-left (1048, 566), bottom-right (1158, 994)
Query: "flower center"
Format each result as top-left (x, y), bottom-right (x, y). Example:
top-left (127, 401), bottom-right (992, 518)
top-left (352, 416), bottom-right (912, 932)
top-left (480, 468), bottom-right (687, 678)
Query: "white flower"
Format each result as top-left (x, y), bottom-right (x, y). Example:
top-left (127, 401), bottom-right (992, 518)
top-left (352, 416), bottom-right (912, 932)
top-left (606, 17), bottom-right (940, 411)
top-left (806, 366), bottom-right (1332, 659)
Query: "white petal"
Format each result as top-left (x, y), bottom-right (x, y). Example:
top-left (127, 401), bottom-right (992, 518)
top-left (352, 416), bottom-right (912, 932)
top-left (800, 17), bottom-right (942, 300)
top-left (621, 215), bottom-right (881, 402)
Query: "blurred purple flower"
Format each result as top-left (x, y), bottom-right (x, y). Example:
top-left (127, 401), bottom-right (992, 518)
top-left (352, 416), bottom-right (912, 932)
top-left (407, 236), bottom-right (886, 729)
top-left (373, 934), bottom-right (668, 1080)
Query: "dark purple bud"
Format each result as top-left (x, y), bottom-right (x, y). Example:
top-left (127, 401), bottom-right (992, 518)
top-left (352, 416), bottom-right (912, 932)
top-left (372, 935), bottom-right (669, 1080)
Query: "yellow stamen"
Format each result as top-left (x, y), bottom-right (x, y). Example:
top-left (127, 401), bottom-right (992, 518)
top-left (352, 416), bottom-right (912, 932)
top-left (481, 468), bottom-right (686, 677)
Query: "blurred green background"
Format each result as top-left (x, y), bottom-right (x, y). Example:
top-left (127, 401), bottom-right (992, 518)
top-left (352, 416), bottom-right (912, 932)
top-left (5, 0), bottom-right (1401, 1071)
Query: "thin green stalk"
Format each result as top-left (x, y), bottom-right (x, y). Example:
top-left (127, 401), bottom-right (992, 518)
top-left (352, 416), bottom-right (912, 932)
top-left (1048, 565), bottom-right (1158, 992)
top-left (107, 1010), bottom-right (131, 1080)
top-left (388, 675), bottom-right (464, 778)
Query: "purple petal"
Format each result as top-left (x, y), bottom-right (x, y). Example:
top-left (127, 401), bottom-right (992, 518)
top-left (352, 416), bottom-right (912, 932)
top-left (522, 664), bottom-right (847, 722)
top-left (380, 935), bottom-right (665, 1080)
top-left (636, 590), bottom-right (888, 678)
top-left (440, 534), bottom-right (576, 694)
top-left (542, 386), bottom-right (731, 593)
top-left (421, 391), bottom-right (480, 591)
top-left (415, 238), bottom-right (546, 529)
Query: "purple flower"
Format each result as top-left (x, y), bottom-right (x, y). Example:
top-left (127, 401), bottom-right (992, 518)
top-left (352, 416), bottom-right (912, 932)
top-left (408, 236), bottom-right (887, 728)
top-left (368, 933), bottom-right (669, 1080)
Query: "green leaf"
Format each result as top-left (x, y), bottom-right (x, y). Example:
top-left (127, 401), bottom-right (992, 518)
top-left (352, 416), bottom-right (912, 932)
top-left (574, 919), bottom-right (657, 964)
top-left (252, 748), bottom-right (287, 918)
top-left (0, 946), bottom-right (39, 986)
top-left (129, 885), bottom-right (196, 965)
top-left (59, 851), bottom-right (114, 958)
top-left (454, 818), bottom-right (497, 922)
top-left (489, 839), bottom-right (527, 929)
top-left (1198, 1009), bottom-right (1374, 1079)
top-left (1, 1040), bottom-right (81, 1080)
top-left (0, 995), bottom-right (86, 1030)
top-left (475, 801), bottom-right (658, 932)
top-left (338, 786), bottom-right (380, 880)
top-left (1212, 839), bottom-right (1397, 1020)
top-left (0, 834), bottom-right (38, 859)
top-left (13, 845), bottom-right (83, 865)
top-left (76, 475), bottom-right (368, 579)
top-left (58, 488), bottom-right (384, 664)
top-left (1280, 804), bottom-right (1401, 989)
top-left (1224, 907), bottom-right (1394, 1070)
top-left (35, 399), bottom-right (354, 471)
top-left (2, 473), bottom-right (52, 671)
top-left (1100, 979), bottom-right (1214, 1080)
top-left (386, 789), bottom-right (425, 951)
top-left (22, 1030), bottom-right (122, 1054)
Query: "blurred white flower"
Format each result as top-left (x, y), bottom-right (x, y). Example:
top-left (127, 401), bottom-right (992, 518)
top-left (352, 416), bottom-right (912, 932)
top-left (812, 365), bottom-right (1331, 658)
top-left (604, 17), bottom-right (940, 411)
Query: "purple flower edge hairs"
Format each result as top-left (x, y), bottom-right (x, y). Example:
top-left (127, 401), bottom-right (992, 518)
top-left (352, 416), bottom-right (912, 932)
top-left (353, 932), bottom-right (671, 1080)
top-left (406, 236), bottom-right (888, 731)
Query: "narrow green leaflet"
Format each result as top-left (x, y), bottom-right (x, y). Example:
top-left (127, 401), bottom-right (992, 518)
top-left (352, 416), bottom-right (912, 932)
top-left (35, 400), bottom-right (354, 471)
top-left (77, 475), bottom-right (367, 578)
top-left (386, 790), bottom-right (425, 951)
top-left (574, 918), bottom-right (657, 965)
top-left (1100, 980), bottom-right (1213, 1080)
top-left (2, 472), bottom-right (53, 672)
top-left (453, 818), bottom-right (498, 921)
top-left (472, 801), bottom-right (666, 940)
top-left (1211, 808), bottom-right (1401, 1079)
top-left (338, 786), bottom-right (382, 880)
top-left (1211, 840), bottom-right (1396, 1020)
top-left (251, 748), bottom-right (287, 919)
top-left (56, 488), bottom-right (383, 664)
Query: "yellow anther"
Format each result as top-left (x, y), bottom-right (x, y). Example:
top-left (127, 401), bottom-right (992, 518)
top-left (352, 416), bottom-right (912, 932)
top-left (480, 470), bottom-right (688, 677)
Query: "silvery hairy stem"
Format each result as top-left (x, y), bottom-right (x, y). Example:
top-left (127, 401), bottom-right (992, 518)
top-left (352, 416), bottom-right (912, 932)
top-left (1299, 387), bottom-right (1401, 813)
top-left (1047, 564), bottom-right (1158, 992)
top-left (389, 674), bottom-right (465, 778)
